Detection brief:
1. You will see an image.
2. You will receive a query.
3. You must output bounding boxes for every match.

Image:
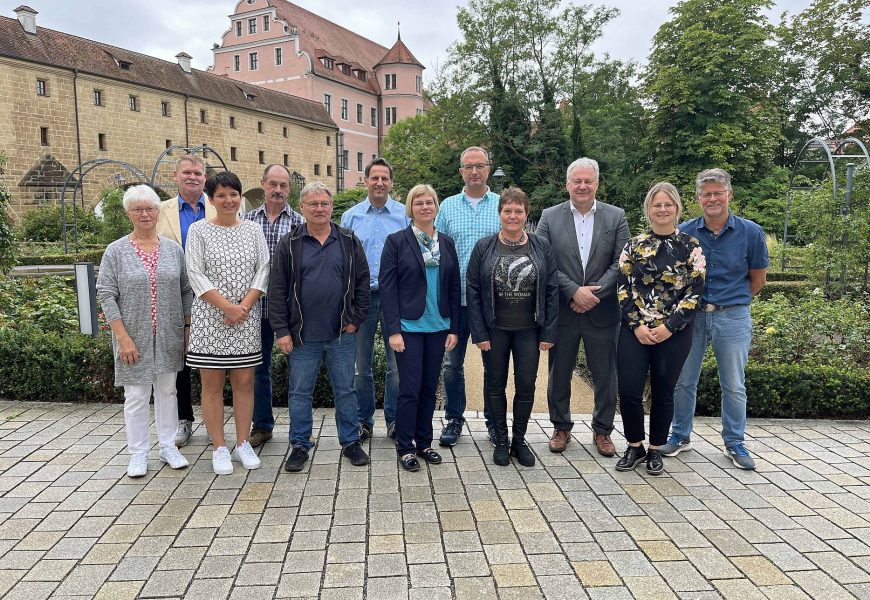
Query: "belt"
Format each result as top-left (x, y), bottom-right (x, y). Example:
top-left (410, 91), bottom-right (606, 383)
top-left (700, 303), bottom-right (744, 312)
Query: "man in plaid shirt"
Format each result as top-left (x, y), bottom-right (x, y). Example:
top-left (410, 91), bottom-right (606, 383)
top-left (244, 165), bottom-right (304, 448)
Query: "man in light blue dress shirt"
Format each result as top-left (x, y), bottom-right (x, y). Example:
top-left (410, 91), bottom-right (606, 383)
top-left (340, 159), bottom-right (409, 441)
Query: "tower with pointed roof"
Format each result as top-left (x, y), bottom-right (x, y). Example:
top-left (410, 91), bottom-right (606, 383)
top-left (213, 0), bottom-right (425, 189)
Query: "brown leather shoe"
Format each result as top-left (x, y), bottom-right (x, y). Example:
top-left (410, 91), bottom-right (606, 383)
top-left (548, 429), bottom-right (571, 453)
top-left (593, 433), bottom-right (616, 457)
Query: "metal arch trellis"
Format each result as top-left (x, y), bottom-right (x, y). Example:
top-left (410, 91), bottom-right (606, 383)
top-left (148, 144), bottom-right (228, 191)
top-left (60, 159), bottom-right (148, 253)
top-left (781, 137), bottom-right (870, 282)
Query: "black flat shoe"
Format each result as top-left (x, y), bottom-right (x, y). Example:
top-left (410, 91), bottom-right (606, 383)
top-left (416, 448), bottom-right (442, 464)
top-left (615, 444), bottom-right (647, 471)
top-left (646, 449), bottom-right (663, 476)
top-left (510, 441), bottom-right (536, 467)
top-left (400, 453), bottom-right (420, 472)
top-left (493, 445), bottom-right (510, 466)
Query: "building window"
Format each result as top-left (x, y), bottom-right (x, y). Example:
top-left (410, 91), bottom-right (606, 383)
top-left (200, 109), bottom-right (207, 123)
top-left (129, 95), bottom-right (138, 111)
top-left (326, 136), bottom-right (331, 146)
top-left (263, 14), bottom-right (270, 31)
top-left (40, 127), bottom-right (49, 146)
top-left (385, 106), bottom-right (397, 125)
top-left (166, 139), bottom-right (172, 151)
top-left (372, 154), bottom-right (377, 163)
top-left (323, 93), bottom-right (331, 114)
top-left (314, 164), bottom-right (321, 176)
top-left (356, 103), bottom-right (363, 124)
top-left (339, 64), bottom-right (350, 75)
top-left (416, 75), bottom-right (423, 92)
top-left (357, 152), bottom-right (363, 172)
top-left (233, 55), bottom-right (240, 71)
top-left (417, 108), bottom-right (423, 116)
top-left (36, 79), bottom-right (47, 96)
top-left (229, 115), bottom-right (236, 128)
top-left (342, 150), bottom-right (349, 171)
top-left (321, 57), bottom-right (333, 69)
top-left (161, 101), bottom-right (170, 117)
top-left (201, 144), bottom-right (209, 158)
top-left (283, 154), bottom-right (289, 167)
top-left (249, 52), bottom-right (258, 70)
top-left (385, 73), bottom-right (396, 90)
top-left (340, 99), bottom-right (348, 120)
top-left (257, 121), bottom-right (264, 133)
top-left (235, 20), bottom-right (242, 36)
top-left (248, 17), bottom-right (257, 34)
top-left (371, 107), bottom-right (377, 127)
top-left (283, 126), bottom-right (288, 138)
top-left (275, 47), bottom-right (282, 66)
top-left (327, 165), bottom-right (333, 176)
top-left (230, 147), bottom-right (238, 161)
top-left (93, 89), bottom-right (103, 106)
top-left (259, 150), bottom-right (265, 164)
top-left (98, 133), bottom-right (107, 151)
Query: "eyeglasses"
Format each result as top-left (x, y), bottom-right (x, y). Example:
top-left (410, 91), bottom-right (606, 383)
top-left (650, 203), bottom-right (676, 211)
top-left (302, 201), bottom-right (332, 209)
top-left (699, 191), bottom-right (729, 200)
top-left (460, 163), bottom-right (490, 171)
top-left (569, 179), bottom-right (596, 186)
top-left (129, 207), bottom-right (158, 214)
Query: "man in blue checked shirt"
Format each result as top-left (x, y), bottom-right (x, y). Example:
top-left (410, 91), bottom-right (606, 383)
top-left (244, 164), bottom-right (304, 448)
top-left (434, 146), bottom-right (501, 447)
top-left (340, 158), bottom-right (409, 442)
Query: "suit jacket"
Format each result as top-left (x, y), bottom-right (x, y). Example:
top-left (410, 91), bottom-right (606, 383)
top-left (379, 226), bottom-right (461, 337)
top-left (156, 196), bottom-right (217, 246)
top-left (536, 199), bottom-right (630, 327)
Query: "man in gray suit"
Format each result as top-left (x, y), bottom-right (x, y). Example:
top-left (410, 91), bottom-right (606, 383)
top-left (536, 157), bottom-right (630, 456)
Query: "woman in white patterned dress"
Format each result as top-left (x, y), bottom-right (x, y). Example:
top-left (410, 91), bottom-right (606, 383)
top-left (185, 171), bottom-right (270, 475)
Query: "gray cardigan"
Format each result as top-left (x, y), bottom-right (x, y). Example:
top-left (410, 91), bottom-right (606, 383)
top-left (97, 236), bottom-right (193, 386)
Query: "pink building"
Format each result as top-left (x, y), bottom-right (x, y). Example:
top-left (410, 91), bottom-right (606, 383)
top-left (213, 0), bottom-right (426, 190)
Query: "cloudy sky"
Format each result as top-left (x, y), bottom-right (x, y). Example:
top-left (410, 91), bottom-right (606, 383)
top-left (2, 0), bottom-right (817, 77)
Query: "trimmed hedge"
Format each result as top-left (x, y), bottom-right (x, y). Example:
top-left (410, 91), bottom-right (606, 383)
top-left (17, 248), bottom-right (105, 266)
top-left (756, 279), bottom-right (817, 300)
top-left (696, 362), bottom-right (870, 420)
top-left (766, 271), bottom-right (809, 282)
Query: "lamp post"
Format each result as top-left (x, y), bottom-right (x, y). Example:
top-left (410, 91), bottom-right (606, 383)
top-left (493, 166), bottom-right (506, 192)
top-left (113, 173), bottom-right (126, 188)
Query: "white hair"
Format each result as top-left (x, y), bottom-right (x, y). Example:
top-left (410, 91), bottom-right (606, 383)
top-left (122, 185), bottom-right (161, 210)
top-left (566, 157), bottom-right (600, 182)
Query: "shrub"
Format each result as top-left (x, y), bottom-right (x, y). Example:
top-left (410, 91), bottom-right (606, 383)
top-left (16, 247), bottom-right (105, 266)
top-left (98, 187), bottom-right (132, 244)
top-left (18, 204), bottom-right (103, 243)
top-left (0, 276), bottom-right (81, 332)
top-left (0, 152), bottom-right (15, 274)
top-left (333, 187), bottom-right (367, 223)
top-left (756, 280), bottom-right (817, 300)
top-left (765, 271), bottom-right (809, 282)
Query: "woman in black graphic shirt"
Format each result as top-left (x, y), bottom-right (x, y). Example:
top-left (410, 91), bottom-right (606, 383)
top-left (467, 187), bottom-right (559, 468)
top-left (615, 182), bottom-right (706, 476)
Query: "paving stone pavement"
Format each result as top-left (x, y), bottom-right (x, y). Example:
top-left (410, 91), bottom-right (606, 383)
top-left (0, 400), bottom-right (869, 599)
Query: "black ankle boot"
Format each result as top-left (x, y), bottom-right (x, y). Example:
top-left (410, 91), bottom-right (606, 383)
top-left (510, 440), bottom-right (535, 467)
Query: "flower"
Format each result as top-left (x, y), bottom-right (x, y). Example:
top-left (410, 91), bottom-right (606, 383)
top-left (765, 326), bottom-right (776, 335)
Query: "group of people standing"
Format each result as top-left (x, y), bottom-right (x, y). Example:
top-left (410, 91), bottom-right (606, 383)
top-left (97, 146), bottom-right (768, 480)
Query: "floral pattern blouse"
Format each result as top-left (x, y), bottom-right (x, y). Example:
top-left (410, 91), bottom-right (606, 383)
top-left (617, 231), bottom-right (706, 332)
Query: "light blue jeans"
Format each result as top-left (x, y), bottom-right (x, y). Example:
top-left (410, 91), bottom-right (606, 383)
top-left (288, 333), bottom-right (360, 451)
top-left (354, 291), bottom-right (399, 428)
top-left (671, 305), bottom-right (752, 448)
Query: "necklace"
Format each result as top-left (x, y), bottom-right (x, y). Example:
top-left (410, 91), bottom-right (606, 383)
top-left (500, 231), bottom-right (526, 247)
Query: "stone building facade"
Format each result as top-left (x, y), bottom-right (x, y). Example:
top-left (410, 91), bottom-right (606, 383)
top-left (0, 6), bottom-right (338, 219)
top-left (212, 0), bottom-right (427, 189)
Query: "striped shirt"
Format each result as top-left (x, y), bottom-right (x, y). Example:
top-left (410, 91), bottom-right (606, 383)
top-left (245, 203), bottom-right (304, 318)
top-left (434, 189), bottom-right (501, 305)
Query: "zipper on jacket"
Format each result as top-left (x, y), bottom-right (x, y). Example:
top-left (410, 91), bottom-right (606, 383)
top-left (339, 229), bottom-right (352, 340)
top-left (289, 234), bottom-right (303, 347)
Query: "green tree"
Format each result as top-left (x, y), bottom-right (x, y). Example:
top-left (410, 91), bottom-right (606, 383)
top-left (643, 0), bottom-right (783, 190)
top-left (99, 187), bottom-right (132, 244)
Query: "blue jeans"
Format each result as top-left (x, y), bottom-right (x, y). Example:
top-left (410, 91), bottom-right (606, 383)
top-left (288, 333), bottom-right (360, 451)
top-left (443, 306), bottom-right (491, 427)
top-left (253, 318), bottom-right (276, 432)
top-left (355, 291), bottom-right (399, 428)
top-left (672, 305), bottom-right (753, 448)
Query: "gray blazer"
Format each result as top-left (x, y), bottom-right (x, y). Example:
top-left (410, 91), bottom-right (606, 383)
top-left (536, 200), bottom-right (630, 327)
top-left (97, 236), bottom-right (193, 386)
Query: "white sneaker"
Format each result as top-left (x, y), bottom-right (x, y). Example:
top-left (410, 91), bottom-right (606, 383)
top-left (127, 452), bottom-right (148, 478)
top-left (232, 441), bottom-right (261, 470)
top-left (158, 445), bottom-right (189, 469)
top-left (212, 446), bottom-right (233, 475)
top-left (175, 421), bottom-right (193, 447)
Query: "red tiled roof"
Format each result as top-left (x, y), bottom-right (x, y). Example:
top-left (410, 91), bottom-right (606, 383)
top-left (0, 16), bottom-right (335, 129)
top-left (374, 38), bottom-right (424, 69)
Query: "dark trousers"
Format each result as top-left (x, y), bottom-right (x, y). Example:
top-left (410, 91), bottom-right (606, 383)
top-left (253, 318), bottom-right (275, 432)
top-left (394, 330), bottom-right (448, 456)
top-left (617, 324), bottom-right (693, 446)
top-left (482, 327), bottom-right (539, 445)
top-left (547, 306), bottom-right (618, 434)
top-left (176, 365), bottom-right (194, 422)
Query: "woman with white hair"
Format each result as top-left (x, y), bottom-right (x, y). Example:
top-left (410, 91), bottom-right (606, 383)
top-left (98, 184), bottom-right (193, 477)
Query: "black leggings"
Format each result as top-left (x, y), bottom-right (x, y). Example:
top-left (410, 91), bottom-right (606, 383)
top-left (617, 324), bottom-right (692, 446)
top-left (482, 327), bottom-right (540, 444)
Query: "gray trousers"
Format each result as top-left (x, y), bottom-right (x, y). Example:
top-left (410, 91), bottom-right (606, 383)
top-left (546, 304), bottom-right (619, 435)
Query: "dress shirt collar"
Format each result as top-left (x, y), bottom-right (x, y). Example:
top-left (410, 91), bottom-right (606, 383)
top-left (570, 199), bottom-right (597, 217)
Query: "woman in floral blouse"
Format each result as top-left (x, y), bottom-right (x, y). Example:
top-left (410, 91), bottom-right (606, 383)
top-left (615, 182), bottom-right (706, 475)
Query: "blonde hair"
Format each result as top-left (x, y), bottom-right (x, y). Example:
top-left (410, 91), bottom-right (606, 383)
top-left (643, 182), bottom-right (683, 228)
top-left (405, 184), bottom-right (439, 218)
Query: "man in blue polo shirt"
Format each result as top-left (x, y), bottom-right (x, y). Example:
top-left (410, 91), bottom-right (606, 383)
top-left (662, 168), bottom-right (768, 470)
top-left (340, 159), bottom-right (408, 441)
